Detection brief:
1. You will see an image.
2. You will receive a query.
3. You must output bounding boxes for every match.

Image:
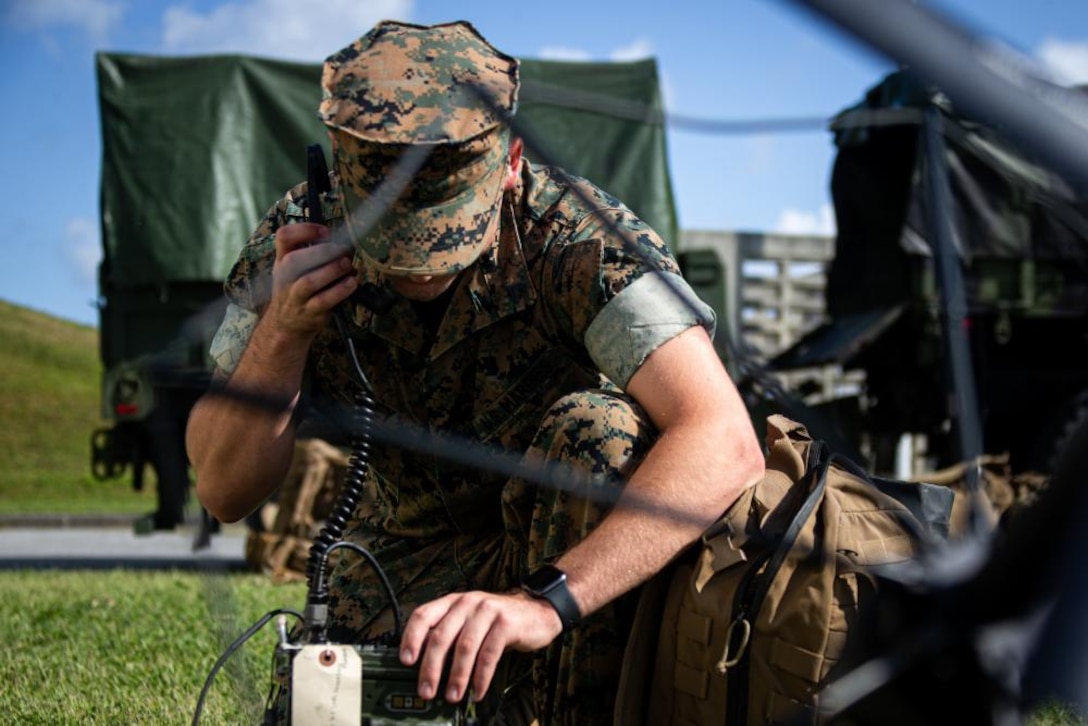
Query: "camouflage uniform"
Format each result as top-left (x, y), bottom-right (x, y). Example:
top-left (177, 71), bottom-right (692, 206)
top-left (208, 20), bottom-right (715, 726)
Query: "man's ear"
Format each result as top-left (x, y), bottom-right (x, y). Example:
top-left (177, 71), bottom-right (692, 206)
top-left (503, 137), bottom-right (524, 191)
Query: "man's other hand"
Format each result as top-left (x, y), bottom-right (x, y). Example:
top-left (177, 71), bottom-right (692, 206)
top-left (399, 590), bottom-right (563, 704)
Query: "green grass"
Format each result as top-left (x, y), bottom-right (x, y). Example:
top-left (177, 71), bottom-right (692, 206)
top-left (0, 567), bottom-right (1081, 726)
top-left (0, 299), bottom-right (155, 515)
top-left (0, 569), bottom-right (307, 724)
top-left (1033, 703), bottom-right (1088, 726)
top-left (0, 301), bottom-right (316, 722)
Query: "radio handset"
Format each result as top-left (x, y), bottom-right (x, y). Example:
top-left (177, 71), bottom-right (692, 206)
top-left (305, 143), bottom-right (332, 224)
top-left (305, 143), bottom-right (394, 314)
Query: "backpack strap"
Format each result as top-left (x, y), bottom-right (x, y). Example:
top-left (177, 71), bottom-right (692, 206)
top-left (720, 439), bottom-right (833, 724)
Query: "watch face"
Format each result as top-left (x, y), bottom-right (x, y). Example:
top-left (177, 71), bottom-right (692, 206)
top-left (524, 566), bottom-right (565, 595)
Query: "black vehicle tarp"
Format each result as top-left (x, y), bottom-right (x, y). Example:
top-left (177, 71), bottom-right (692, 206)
top-left (770, 71), bottom-right (1088, 475)
top-left (824, 70), bottom-right (1088, 321)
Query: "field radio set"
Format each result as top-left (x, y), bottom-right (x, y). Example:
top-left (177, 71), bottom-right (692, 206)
top-left (194, 515), bottom-right (477, 725)
top-left (260, 536), bottom-right (477, 726)
top-left (192, 145), bottom-right (479, 725)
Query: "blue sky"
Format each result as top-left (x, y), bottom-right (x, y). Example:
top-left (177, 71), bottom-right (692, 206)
top-left (1, 0), bottom-right (1085, 328)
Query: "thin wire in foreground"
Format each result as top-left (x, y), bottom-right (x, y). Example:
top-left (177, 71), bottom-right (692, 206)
top-left (191, 607), bottom-right (304, 725)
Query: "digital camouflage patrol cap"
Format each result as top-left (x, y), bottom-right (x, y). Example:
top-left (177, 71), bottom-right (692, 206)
top-left (320, 20), bottom-right (520, 275)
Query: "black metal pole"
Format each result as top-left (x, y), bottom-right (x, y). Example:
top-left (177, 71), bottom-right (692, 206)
top-left (921, 107), bottom-right (986, 523)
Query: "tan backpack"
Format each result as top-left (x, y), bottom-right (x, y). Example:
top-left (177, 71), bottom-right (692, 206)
top-left (245, 438), bottom-right (350, 582)
top-left (617, 415), bottom-right (955, 725)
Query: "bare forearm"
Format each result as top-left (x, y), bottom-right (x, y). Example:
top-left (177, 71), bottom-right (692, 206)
top-left (188, 318), bottom-right (312, 521)
top-left (188, 399), bottom-right (296, 522)
top-left (190, 223), bottom-right (357, 520)
top-left (555, 325), bottom-right (766, 618)
top-left (556, 413), bottom-right (764, 617)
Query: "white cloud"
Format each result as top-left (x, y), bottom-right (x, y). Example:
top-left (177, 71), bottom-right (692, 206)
top-left (65, 217), bottom-right (101, 286)
top-left (610, 38), bottom-right (653, 62)
top-left (4, 0), bottom-right (123, 42)
top-left (774, 203), bottom-right (836, 237)
top-left (538, 46), bottom-right (592, 62)
top-left (538, 38), bottom-right (655, 63)
top-left (161, 0), bottom-right (414, 61)
top-left (1036, 37), bottom-right (1088, 86)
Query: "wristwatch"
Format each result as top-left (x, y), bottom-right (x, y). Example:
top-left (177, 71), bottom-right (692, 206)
top-left (522, 565), bottom-right (581, 633)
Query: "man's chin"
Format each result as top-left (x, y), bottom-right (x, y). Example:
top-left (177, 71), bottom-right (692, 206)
top-left (387, 276), bottom-right (459, 302)
top-left (396, 289), bottom-right (443, 302)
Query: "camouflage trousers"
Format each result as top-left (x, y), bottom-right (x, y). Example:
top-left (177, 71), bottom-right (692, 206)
top-left (326, 388), bottom-right (656, 725)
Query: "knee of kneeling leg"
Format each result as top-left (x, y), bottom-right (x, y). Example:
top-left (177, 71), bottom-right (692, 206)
top-left (536, 390), bottom-right (654, 472)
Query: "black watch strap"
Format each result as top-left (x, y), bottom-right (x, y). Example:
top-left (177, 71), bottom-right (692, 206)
top-left (521, 565), bottom-right (581, 632)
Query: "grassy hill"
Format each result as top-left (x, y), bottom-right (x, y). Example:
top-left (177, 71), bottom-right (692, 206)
top-left (0, 299), bottom-right (155, 514)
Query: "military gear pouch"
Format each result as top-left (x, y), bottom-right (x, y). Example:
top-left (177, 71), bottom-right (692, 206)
top-left (615, 414), bottom-right (954, 725)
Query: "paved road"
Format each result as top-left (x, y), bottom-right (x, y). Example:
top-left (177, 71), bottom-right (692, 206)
top-left (0, 514), bottom-right (249, 571)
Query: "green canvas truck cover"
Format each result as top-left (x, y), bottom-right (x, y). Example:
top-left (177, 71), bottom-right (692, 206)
top-left (96, 52), bottom-right (676, 370)
top-left (95, 53), bottom-right (676, 306)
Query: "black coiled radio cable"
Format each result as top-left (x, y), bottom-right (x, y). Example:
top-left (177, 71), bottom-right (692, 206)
top-left (305, 363), bottom-right (371, 588)
top-left (301, 307), bottom-right (403, 645)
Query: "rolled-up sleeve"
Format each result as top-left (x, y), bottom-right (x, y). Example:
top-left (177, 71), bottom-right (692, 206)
top-left (208, 303), bottom-right (259, 376)
top-left (585, 271), bottom-right (716, 389)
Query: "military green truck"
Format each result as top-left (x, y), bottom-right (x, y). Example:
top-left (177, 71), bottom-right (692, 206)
top-left (763, 71), bottom-right (1088, 475)
top-left (90, 50), bottom-right (678, 530)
